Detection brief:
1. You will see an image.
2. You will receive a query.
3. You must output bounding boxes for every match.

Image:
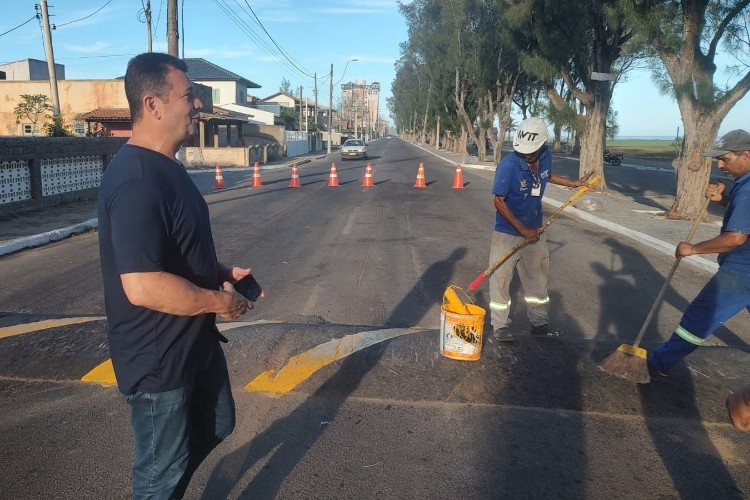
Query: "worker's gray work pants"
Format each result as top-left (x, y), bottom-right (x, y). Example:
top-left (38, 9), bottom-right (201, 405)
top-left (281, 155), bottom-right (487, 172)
top-left (488, 230), bottom-right (550, 330)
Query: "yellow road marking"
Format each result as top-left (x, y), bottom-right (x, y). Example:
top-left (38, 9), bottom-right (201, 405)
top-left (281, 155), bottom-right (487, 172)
top-left (0, 317), bottom-right (106, 340)
top-left (80, 359), bottom-right (116, 387)
top-left (79, 320), bottom-right (283, 386)
top-left (245, 327), bottom-right (425, 397)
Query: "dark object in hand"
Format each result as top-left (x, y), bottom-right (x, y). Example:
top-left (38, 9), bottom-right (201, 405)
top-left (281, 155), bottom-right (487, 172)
top-left (234, 274), bottom-right (262, 302)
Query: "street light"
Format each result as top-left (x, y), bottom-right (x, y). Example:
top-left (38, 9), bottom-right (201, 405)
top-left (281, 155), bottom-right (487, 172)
top-left (328, 58), bottom-right (358, 155)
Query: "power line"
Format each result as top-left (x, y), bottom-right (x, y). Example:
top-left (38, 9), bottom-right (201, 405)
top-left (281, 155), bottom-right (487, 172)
top-left (0, 15), bottom-right (36, 38)
top-left (211, 0), bottom-right (315, 85)
top-left (54, 0), bottom-right (112, 28)
top-left (240, 0), bottom-right (315, 79)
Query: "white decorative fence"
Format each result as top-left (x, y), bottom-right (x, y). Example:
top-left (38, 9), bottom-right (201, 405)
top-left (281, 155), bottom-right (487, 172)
top-left (0, 160), bottom-right (32, 204)
top-left (0, 137), bottom-right (127, 217)
top-left (40, 156), bottom-right (103, 197)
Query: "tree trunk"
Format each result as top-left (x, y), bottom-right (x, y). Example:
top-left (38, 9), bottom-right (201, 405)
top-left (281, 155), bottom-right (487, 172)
top-left (458, 128), bottom-right (468, 156)
top-left (577, 105), bottom-right (607, 192)
top-left (551, 121), bottom-right (563, 153)
top-left (667, 111), bottom-right (720, 220)
top-left (477, 127), bottom-right (488, 162)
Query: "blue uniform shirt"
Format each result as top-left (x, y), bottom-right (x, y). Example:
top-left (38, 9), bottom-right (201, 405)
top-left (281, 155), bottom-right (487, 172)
top-left (718, 170), bottom-right (750, 271)
top-left (492, 146), bottom-right (551, 236)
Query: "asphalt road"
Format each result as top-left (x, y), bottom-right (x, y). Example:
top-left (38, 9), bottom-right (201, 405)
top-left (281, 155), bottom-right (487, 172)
top-left (0, 138), bottom-right (748, 499)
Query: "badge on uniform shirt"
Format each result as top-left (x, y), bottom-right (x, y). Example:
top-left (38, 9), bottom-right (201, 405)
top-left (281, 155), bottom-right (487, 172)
top-left (531, 182), bottom-right (541, 197)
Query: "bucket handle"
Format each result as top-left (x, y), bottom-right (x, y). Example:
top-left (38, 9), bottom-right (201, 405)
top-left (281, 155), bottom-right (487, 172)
top-left (443, 284), bottom-right (474, 306)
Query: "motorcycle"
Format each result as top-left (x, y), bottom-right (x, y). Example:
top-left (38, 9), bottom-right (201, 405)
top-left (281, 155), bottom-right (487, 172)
top-left (604, 149), bottom-right (623, 166)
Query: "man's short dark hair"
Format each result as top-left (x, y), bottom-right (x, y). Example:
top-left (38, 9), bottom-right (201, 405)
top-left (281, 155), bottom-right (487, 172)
top-left (125, 53), bottom-right (188, 123)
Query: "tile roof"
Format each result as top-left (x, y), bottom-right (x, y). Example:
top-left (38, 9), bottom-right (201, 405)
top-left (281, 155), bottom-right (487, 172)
top-left (185, 58), bottom-right (261, 89)
top-left (79, 108), bottom-right (131, 121)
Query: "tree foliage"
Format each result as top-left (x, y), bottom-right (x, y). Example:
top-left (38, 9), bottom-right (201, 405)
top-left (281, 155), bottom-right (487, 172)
top-left (628, 0), bottom-right (750, 219)
top-left (13, 94), bottom-right (53, 134)
top-left (391, 0), bottom-right (750, 218)
top-left (43, 115), bottom-right (73, 137)
top-left (279, 77), bottom-right (292, 94)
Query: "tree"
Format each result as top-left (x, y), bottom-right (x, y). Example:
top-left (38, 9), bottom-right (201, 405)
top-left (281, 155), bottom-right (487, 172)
top-left (506, 0), bottom-right (637, 192)
top-left (13, 94), bottom-right (52, 135)
top-left (43, 115), bottom-right (73, 137)
top-left (629, 0), bottom-right (750, 219)
top-left (279, 77), bottom-right (292, 94)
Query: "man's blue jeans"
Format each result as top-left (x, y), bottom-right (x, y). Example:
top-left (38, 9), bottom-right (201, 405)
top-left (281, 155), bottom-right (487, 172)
top-left (125, 343), bottom-right (235, 500)
top-left (648, 266), bottom-right (750, 373)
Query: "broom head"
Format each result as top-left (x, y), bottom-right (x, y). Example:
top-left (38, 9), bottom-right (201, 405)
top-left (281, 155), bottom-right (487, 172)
top-left (598, 343), bottom-right (650, 384)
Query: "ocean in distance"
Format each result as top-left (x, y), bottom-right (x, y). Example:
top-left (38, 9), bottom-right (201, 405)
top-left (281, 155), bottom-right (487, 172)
top-left (614, 135), bottom-right (675, 140)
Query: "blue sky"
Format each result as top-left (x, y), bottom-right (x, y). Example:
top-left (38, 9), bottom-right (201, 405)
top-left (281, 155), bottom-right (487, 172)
top-left (2, 0), bottom-right (748, 137)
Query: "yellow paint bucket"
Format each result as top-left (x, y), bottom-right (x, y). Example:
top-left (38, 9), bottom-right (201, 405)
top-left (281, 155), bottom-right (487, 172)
top-left (440, 286), bottom-right (485, 361)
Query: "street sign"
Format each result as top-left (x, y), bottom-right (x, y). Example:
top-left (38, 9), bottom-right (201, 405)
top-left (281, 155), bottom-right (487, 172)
top-left (591, 72), bottom-right (616, 81)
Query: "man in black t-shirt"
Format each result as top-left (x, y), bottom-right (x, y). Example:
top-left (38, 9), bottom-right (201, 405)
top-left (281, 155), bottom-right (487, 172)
top-left (98, 52), bottom-right (258, 500)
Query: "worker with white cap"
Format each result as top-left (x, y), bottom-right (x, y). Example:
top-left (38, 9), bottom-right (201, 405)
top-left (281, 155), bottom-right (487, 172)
top-left (488, 117), bottom-right (591, 342)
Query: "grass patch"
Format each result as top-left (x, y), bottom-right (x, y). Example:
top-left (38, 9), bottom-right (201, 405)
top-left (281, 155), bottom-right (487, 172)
top-left (606, 139), bottom-right (679, 162)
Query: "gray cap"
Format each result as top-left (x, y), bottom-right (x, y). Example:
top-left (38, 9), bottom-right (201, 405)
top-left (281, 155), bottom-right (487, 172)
top-left (703, 129), bottom-right (750, 157)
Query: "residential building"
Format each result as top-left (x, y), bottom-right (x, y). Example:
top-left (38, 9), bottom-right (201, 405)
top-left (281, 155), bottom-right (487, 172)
top-left (0, 58), bottom-right (65, 81)
top-left (341, 80), bottom-right (381, 139)
top-left (185, 58), bottom-right (261, 107)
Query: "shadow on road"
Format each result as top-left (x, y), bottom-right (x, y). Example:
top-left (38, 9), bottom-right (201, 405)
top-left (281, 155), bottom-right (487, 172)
top-left (592, 236), bottom-right (742, 499)
top-left (201, 248), bottom-right (468, 498)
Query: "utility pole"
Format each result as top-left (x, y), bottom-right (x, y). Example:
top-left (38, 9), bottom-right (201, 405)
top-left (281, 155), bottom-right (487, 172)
top-left (142, 0), bottom-right (152, 52)
top-left (167, 0), bottom-right (178, 57)
top-left (314, 72), bottom-right (318, 126)
top-left (299, 86), bottom-right (303, 133)
top-left (328, 64), bottom-right (333, 155)
top-left (39, 0), bottom-right (60, 117)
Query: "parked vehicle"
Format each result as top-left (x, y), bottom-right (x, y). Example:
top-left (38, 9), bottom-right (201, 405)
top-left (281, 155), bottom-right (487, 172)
top-left (604, 149), bottom-right (623, 166)
top-left (341, 139), bottom-right (367, 160)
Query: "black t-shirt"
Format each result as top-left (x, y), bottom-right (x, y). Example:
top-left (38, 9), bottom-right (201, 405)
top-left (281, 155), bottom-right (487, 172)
top-left (98, 144), bottom-right (220, 395)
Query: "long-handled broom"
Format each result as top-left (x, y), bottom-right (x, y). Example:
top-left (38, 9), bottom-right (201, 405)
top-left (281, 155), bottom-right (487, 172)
top-left (598, 196), bottom-right (712, 383)
top-left (468, 175), bottom-right (600, 291)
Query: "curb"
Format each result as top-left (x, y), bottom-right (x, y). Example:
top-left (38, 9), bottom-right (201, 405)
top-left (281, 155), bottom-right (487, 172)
top-left (0, 219), bottom-right (98, 257)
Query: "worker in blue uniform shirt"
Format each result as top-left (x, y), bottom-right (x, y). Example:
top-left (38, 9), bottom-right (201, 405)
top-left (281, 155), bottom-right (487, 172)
top-left (489, 117), bottom-right (591, 342)
top-left (648, 129), bottom-right (750, 381)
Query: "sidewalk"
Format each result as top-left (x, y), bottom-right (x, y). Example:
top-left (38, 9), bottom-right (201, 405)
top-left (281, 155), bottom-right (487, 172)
top-left (0, 144), bottom-right (725, 275)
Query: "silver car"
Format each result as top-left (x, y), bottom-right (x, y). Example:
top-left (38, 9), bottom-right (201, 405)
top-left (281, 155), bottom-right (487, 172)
top-left (341, 139), bottom-right (367, 160)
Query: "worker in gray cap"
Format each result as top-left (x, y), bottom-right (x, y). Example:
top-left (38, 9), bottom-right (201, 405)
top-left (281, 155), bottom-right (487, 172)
top-left (647, 129), bottom-right (750, 385)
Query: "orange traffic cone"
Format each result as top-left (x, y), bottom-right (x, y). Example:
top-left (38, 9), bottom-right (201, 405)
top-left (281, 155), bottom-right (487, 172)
top-left (362, 162), bottom-right (374, 187)
top-left (214, 164), bottom-right (225, 189)
top-left (289, 162), bottom-right (301, 188)
top-left (451, 163), bottom-right (465, 189)
top-left (414, 162), bottom-right (427, 188)
top-left (252, 161), bottom-right (263, 187)
top-left (328, 162), bottom-right (340, 187)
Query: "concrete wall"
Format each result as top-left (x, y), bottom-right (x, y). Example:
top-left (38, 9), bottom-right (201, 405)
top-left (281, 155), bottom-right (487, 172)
top-left (0, 137), bottom-right (127, 218)
top-left (181, 143), bottom-right (281, 168)
top-left (0, 80), bottom-right (128, 136)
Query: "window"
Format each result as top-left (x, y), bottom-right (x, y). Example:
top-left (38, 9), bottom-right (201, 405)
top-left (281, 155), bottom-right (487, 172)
top-left (212, 88), bottom-right (220, 104)
top-left (22, 124), bottom-right (33, 136)
top-left (73, 120), bottom-right (85, 136)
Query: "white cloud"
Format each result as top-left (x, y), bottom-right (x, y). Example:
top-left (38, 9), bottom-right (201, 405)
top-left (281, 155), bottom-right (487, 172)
top-left (64, 41), bottom-right (111, 54)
